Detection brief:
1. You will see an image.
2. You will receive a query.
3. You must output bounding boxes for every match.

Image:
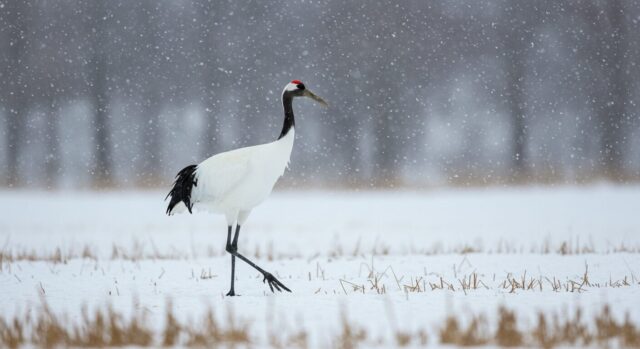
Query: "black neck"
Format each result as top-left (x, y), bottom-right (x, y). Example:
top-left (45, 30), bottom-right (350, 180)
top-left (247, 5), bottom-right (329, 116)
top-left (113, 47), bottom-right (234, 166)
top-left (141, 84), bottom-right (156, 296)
top-left (278, 92), bottom-right (295, 140)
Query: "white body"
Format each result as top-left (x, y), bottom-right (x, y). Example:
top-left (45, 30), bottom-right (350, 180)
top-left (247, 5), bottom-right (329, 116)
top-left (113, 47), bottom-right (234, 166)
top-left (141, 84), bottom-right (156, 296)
top-left (172, 128), bottom-right (295, 224)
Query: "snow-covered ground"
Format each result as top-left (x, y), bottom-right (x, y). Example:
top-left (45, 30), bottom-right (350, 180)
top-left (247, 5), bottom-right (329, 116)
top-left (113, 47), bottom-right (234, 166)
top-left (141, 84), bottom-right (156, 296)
top-left (1, 185), bottom-right (639, 346)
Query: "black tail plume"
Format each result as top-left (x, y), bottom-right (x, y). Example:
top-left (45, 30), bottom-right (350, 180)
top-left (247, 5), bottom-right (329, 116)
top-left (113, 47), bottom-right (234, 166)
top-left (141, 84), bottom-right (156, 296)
top-left (166, 164), bottom-right (198, 215)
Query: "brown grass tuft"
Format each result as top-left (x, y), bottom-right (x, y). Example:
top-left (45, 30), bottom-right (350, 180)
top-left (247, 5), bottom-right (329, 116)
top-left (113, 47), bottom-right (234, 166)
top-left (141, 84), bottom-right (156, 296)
top-left (0, 316), bottom-right (25, 349)
top-left (495, 307), bottom-right (523, 347)
top-left (334, 311), bottom-right (367, 349)
top-left (440, 313), bottom-right (489, 346)
top-left (184, 307), bottom-right (251, 347)
top-left (162, 300), bottom-right (181, 346)
top-left (438, 305), bottom-right (640, 348)
top-left (2, 300), bottom-right (640, 348)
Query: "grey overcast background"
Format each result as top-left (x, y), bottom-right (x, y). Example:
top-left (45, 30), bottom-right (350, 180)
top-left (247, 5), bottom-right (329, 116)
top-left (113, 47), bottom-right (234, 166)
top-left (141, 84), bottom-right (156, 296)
top-left (1, 0), bottom-right (638, 189)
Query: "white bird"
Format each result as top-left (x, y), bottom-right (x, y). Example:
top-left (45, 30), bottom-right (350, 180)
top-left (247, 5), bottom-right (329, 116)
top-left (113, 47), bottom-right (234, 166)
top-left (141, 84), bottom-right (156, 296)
top-left (166, 80), bottom-right (327, 296)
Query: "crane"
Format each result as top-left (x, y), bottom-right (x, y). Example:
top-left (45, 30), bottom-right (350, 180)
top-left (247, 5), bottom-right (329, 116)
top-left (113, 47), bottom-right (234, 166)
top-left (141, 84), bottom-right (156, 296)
top-left (166, 80), bottom-right (327, 296)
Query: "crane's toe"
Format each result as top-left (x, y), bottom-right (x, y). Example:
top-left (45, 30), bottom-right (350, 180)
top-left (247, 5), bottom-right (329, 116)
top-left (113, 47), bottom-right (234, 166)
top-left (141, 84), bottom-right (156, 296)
top-left (262, 272), bottom-right (291, 293)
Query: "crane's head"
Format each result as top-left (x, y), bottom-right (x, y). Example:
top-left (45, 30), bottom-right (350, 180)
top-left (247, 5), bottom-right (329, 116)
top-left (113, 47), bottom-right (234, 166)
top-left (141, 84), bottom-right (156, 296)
top-left (283, 80), bottom-right (328, 107)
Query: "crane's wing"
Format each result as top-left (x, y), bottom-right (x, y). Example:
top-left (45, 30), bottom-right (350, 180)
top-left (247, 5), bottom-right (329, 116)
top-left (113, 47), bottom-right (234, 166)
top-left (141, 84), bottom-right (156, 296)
top-left (190, 145), bottom-right (258, 206)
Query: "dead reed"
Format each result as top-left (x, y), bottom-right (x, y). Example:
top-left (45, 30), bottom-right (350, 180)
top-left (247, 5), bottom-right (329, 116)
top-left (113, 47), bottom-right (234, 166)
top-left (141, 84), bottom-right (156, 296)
top-left (0, 298), bottom-right (250, 348)
top-left (1, 301), bottom-right (639, 348)
top-left (439, 305), bottom-right (640, 348)
top-left (2, 237), bottom-right (639, 265)
top-left (339, 263), bottom-right (636, 296)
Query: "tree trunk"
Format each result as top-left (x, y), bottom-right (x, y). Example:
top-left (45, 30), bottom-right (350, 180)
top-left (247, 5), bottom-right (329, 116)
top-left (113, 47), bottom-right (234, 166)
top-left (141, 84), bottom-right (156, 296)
top-left (373, 87), bottom-right (402, 186)
top-left (4, 1), bottom-right (29, 187)
top-left (44, 100), bottom-right (60, 189)
top-left (140, 93), bottom-right (162, 185)
top-left (91, 56), bottom-right (112, 187)
top-left (196, 0), bottom-right (224, 158)
top-left (599, 0), bottom-right (628, 180)
top-left (504, 27), bottom-right (530, 182)
top-left (6, 102), bottom-right (27, 187)
top-left (90, 0), bottom-right (112, 187)
top-left (139, 0), bottom-right (163, 186)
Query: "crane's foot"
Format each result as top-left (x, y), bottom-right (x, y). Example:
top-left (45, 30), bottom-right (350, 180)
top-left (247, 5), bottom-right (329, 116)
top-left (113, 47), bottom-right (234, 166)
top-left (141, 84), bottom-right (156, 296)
top-left (225, 289), bottom-right (237, 297)
top-left (262, 272), bottom-right (291, 293)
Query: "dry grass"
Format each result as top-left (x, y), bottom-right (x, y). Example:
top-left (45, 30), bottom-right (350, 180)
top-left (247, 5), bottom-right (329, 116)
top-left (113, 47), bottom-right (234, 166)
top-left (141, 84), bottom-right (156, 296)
top-left (333, 311), bottom-right (368, 349)
top-left (495, 307), bottom-right (523, 347)
top-left (268, 325), bottom-right (308, 349)
top-left (2, 237), bottom-right (638, 265)
top-left (0, 247), bottom-right (76, 265)
top-left (0, 315), bottom-right (24, 349)
top-left (161, 300), bottom-right (181, 346)
top-left (338, 263), bottom-right (637, 296)
top-left (439, 305), bottom-right (640, 348)
top-left (407, 238), bottom-right (640, 256)
top-left (440, 313), bottom-right (490, 346)
top-left (0, 298), bottom-right (250, 348)
top-left (2, 301), bottom-right (639, 348)
top-left (0, 297), bottom-right (155, 348)
top-left (183, 308), bottom-right (250, 347)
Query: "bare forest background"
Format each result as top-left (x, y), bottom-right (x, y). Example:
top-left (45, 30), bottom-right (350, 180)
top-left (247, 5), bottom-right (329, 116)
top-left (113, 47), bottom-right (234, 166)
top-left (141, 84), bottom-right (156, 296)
top-left (1, 0), bottom-right (639, 189)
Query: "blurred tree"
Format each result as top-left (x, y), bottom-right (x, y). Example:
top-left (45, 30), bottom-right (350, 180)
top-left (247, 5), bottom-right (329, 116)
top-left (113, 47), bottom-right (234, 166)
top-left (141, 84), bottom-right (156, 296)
top-left (87, 0), bottom-right (113, 187)
top-left (597, 0), bottom-right (631, 180)
top-left (498, 1), bottom-right (541, 182)
top-left (2, 1), bottom-right (31, 187)
top-left (573, 0), bottom-right (634, 181)
top-left (366, 2), bottom-right (414, 186)
top-left (138, 0), bottom-right (163, 186)
top-left (44, 100), bottom-right (60, 189)
top-left (33, 2), bottom-right (65, 188)
top-left (195, 0), bottom-right (226, 158)
top-left (316, 1), bottom-right (369, 184)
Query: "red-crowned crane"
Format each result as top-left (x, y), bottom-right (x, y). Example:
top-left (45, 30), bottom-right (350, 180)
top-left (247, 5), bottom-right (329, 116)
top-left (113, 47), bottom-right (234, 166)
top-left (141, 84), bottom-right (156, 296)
top-left (166, 80), bottom-right (327, 296)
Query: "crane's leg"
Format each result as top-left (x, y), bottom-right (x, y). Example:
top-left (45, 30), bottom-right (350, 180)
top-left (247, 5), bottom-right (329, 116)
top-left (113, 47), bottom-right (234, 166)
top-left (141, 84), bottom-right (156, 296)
top-left (225, 225), bottom-right (237, 296)
top-left (225, 224), bottom-right (291, 293)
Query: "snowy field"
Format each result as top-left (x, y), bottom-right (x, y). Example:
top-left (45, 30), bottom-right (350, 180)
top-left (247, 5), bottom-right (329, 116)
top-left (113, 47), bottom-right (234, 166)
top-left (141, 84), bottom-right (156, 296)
top-left (1, 185), bottom-right (640, 347)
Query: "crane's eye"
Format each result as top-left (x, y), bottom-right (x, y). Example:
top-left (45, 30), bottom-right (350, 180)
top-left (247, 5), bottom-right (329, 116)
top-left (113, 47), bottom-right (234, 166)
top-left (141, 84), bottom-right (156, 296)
top-left (297, 83), bottom-right (305, 90)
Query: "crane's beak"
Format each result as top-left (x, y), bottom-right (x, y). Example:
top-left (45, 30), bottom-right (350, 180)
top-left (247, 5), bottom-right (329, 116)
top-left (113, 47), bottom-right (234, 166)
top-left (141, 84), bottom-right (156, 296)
top-left (304, 89), bottom-right (328, 107)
